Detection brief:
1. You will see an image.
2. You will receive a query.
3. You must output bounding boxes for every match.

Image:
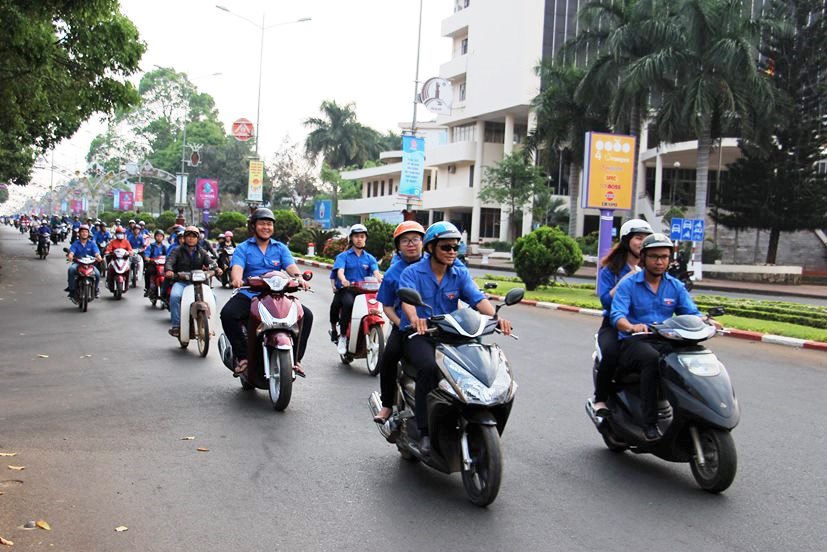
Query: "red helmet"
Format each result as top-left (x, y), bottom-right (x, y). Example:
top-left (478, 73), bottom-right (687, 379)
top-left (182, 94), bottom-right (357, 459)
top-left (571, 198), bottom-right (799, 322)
top-left (115, 226), bottom-right (125, 233)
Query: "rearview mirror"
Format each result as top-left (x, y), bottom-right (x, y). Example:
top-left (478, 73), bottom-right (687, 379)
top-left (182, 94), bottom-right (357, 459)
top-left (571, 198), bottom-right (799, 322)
top-left (504, 288), bottom-right (525, 306)
top-left (707, 306), bottom-right (726, 317)
top-left (62, 247), bottom-right (69, 253)
top-left (483, 282), bottom-right (498, 290)
top-left (302, 270), bottom-right (313, 281)
top-left (398, 287), bottom-right (425, 307)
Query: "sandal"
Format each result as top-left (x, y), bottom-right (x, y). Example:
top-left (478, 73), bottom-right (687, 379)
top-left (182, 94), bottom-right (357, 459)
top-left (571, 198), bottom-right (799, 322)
top-left (233, 358), bottom-right (248, 376)
top-left (293, 362), bottom-right (306, 378)
top-left (373, 407), bottom-right (393, 424)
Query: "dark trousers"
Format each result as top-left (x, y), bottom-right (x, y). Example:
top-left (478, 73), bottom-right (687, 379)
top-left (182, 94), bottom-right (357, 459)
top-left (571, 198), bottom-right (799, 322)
top-left (594, 317), bottom-right (620, 402)
top-left (618, 335), bottom-right (674, 425)
top-left (378, 326), bottom-right (403, 408)
top-left (329, 289), bottom-right (342, 328)
top-left (220, 293), bottom-right (314, 362)
top-left (336, 288), bottom-right (357, 334)
top-left (403, 334), bottom-right (439, 435)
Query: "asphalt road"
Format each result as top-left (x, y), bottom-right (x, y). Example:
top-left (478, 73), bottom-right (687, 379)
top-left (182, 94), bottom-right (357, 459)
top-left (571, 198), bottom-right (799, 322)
top-left (1, 226), bottom-right (826, 551)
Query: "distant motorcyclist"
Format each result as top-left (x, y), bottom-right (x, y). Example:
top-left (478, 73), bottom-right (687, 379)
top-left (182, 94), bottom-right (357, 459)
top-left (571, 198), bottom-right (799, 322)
top-left (143, 229), bottom-right (167, 295)
top-left (93, 222), bottom-right (111, 250)
top-left (104, 226), bottom-right (133, 258)
top-left (127, 224), bottom-right (146, 250)
top-left (66, 224), bottom-right (102, 298)
top-left (164, 226), bottom-right (221, 337)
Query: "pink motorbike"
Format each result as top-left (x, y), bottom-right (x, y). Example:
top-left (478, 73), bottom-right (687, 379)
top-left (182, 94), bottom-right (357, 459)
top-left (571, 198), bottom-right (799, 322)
top-left (105, 248), bottom-right (131, 300)
top-left (218, 270), bottom-right (313, 411)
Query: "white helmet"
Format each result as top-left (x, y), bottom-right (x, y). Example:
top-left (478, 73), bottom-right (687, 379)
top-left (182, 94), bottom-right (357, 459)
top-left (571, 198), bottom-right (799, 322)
top-left (620, 218), bottom-right (653, 240)
top-left (348, 224), bottom-right (368, 239)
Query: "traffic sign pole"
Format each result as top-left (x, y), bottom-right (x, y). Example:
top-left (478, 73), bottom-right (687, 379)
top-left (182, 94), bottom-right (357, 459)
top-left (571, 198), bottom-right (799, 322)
top-left (597, 209), bottom-right (615, 287)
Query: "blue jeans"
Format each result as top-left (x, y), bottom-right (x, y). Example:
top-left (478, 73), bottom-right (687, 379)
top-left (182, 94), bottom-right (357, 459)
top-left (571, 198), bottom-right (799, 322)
top-left (169, 281), bottom-right (189, 328)
top-left (67, 263), bottom-right (100, 292)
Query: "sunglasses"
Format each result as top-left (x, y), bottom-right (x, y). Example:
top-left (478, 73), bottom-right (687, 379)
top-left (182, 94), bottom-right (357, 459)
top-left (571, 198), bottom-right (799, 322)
top-left (438, 244), bottom-right (460, 252)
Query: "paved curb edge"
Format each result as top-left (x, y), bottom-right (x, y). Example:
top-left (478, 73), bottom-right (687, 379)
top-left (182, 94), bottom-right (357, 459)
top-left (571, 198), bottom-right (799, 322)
top-left (296, 258), bottom-right (827, 353)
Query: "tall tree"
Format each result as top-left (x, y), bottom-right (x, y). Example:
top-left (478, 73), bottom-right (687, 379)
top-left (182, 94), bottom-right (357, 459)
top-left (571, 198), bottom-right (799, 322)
top-left (303, 100), bottom-right (382, 169)
top-left (713, 0), bottom-right (827, 264)
top-left (0, 0), bottom-right (145, 184)
top-left (479, 152), bottom-right (548, 241)
top-left (530, 63), bottom-right (609, 237)
top-left (626, 0), bottom-right (773, 219)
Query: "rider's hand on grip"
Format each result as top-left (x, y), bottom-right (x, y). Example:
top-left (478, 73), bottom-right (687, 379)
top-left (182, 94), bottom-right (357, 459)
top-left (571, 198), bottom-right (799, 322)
top-left (411, 317), bottom-right (429, 336)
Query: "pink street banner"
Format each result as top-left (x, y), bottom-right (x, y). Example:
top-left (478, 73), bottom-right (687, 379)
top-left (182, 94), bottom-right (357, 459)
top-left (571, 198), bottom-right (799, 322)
top-left (134, 182), bottom-right (144, 207)
top-left (120, 191), bottom-right (134, 211)
top-left (195, 178), bottom-right (219, 209)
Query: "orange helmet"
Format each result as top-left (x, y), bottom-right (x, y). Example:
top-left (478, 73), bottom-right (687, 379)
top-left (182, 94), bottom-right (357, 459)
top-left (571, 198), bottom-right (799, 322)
top-left (115, 226), bottom-right (125, 234)
top-left (393, 221), bottom-right (425, 249)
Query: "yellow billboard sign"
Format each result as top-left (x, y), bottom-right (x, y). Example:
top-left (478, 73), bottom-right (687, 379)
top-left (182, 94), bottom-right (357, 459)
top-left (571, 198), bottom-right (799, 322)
top-left (582, 132), bottom-right (636, 211)
top-left (247, 160), bottom-right (264, 202)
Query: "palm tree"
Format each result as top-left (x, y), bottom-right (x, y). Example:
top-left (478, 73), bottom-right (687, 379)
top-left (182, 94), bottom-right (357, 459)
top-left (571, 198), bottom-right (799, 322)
top-left (530, 63), bottom-right (609, 236)
top-left (625, 0), bottom-right (773, 219)
top-left (303, 100), bottom-right (379, 169)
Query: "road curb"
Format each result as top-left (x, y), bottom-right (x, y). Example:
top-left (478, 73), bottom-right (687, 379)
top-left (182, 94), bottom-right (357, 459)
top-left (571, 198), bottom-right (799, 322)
top-left (296, 258), bottom-right (827, 353)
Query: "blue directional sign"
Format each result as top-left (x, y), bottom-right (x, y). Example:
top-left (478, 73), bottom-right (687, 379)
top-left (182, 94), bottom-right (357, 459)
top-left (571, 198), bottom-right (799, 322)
top-left (681, 219), bottom-right (693, 241)
top-left (692, 219), bottom-right (705, 242)
top-left (314, 199), bottom-right (333, 229)
top-left (670, 218), bottom-right (684, 241)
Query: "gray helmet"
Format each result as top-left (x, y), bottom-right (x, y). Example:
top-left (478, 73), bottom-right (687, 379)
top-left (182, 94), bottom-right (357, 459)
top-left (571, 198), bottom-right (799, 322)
top-left (250, 208), bottom-right (275, 224)
top-left (641, 233), bottom-right (674, 252)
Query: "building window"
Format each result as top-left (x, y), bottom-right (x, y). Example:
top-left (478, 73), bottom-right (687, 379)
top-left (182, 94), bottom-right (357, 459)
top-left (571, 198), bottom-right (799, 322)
top-left (458, 82), bottom-right (467, 102)
top-left (454, 0), bottom-right (470, 12)
top-left (425, 173), bottom-right (432, 191)
top-left (373, 181), bottom-right (379, 197)
top-left (480, 208), bottom-right (500, 238)
top-left (381, 180), bottom-right (385, 196)
top-left (389, 178), bottom-right (394, 194)
top-left (452, 123), bottom-right (474, 142)
top-left (484, 122), bottom-right (505, 144)
top-left (469, 164), bottom-right (475, 188)
top-left (366, 181), bottom-right (371, 198)
top-left (461, 37), bottom-right (468, 55)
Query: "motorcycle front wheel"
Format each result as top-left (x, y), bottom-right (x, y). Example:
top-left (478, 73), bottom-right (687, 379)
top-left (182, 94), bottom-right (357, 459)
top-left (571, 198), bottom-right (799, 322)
top-left (79, 283), bottom-right (88, 312)
top-left (366, 325), bottom-right (384, 376)
top-left (268, 348), bottom-right (293, 411)
top-left (196, 311), bottom-right (210, 357)
top-left (461, 424), bottom-right (503, 507)
top-left (690, 428), bottom-right (737, 493)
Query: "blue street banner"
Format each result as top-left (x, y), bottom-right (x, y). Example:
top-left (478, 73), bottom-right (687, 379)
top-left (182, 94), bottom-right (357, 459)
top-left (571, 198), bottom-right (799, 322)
top-left (692, 219), bottom-right (705, 242)
top-left (398, 136), bottom-right (425, 198)
top-left (670, 218), bottom-right (684, 241)
top-left (314, 199), bottom-right (333, 228)
top-left (113, 190), bottom-right (121, 210)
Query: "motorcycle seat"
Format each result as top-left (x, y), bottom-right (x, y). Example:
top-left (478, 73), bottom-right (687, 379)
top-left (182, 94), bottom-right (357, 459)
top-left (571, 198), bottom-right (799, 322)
top-left (401, 360), bottom-right (418, 379)
top-left (615, 369), bottom-right (641, 385)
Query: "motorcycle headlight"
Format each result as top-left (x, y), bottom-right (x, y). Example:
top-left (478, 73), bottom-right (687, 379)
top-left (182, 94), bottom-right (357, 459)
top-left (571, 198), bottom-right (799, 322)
top-left (678, 353), bottom-right (722, 377)
top-left (442, 353), bottom-right (512, 406)
top-left (190, 271), bottom-right (207, 282)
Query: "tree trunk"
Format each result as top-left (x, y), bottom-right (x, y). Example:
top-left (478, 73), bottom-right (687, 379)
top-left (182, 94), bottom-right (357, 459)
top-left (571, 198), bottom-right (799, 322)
top-left (567, 161), bottom-right (580, 237)
top-left (694, 121), bottom-right (713, 220)
top-left (766, 228), bottom-right (780, 264)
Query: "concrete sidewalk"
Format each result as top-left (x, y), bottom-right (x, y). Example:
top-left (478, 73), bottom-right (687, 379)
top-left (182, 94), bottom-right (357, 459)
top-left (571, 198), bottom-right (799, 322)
top-left (465, 258), bottom-right (827, 300)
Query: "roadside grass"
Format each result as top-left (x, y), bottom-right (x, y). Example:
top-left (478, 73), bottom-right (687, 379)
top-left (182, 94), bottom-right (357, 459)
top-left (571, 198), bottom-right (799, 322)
top-left (475, 276), bottom-right (827, 343)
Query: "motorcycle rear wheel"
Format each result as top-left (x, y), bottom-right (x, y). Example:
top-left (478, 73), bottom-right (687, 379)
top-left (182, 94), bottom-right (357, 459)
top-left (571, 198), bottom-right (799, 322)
top-left (268, 348), bottom-right (293, 411)
top-left (366, 325), bottom-right (384, 376)
top-left (196, 311), bottom-right (210, 357)
top-left (114, 283), bottom-right (122, 300)
top-left (690, 428), bottom-right (737, 493)
top-left (461, 424), bottom-right (503, 507)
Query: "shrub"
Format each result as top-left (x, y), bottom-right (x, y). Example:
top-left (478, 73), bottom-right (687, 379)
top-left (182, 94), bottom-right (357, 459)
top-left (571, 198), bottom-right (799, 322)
top-left (702, 241), bottom-right (723, 264)
top-left (215, 211), bottom-right (248, 232)
top-left (575, 231), bottom-right (599, 256)
top-left (273, 210), bottom-right (302, 243)
top-left (231, 226), bottom-right (249, 241)
top-left (155, 210), bottom-right (178, 231)
top-left (364, 218), bottom-right (395, 260)
top-left (324, 236), bottom-right (348, 259)
top-left (289, 229), bottom-right (314, 255)
top-left (483, 240), bottom-right (513, 252)
top-left (512, 225), bottom-right (583, 290)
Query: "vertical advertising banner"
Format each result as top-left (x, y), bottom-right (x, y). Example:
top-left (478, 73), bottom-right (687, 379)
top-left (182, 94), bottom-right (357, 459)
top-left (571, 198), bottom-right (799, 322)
top-left (314, 199), bottom-right (332, 229)
top-left (195, 178), bottom-right (219, 209)
top-left (175, 174), bottom-right (188, 205)
top-left (120, 191), bottom-right (134, 211)
top-left (70, 199), bottom-right (82, 214)
top-left (248, 160), bottom-right (264, 202)
top-left (113, 190), bottom-right (121, 210)
top-left (398, 136), bottom-right (425, 198)
top-left (581, 132), bottom-right (636, 210)
top-left (134, 182), bottom-right (144, 207)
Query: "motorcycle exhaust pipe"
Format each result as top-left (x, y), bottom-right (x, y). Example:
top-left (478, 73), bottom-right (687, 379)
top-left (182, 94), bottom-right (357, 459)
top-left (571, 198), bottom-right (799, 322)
top-left (584, 398), bottom-right (604, 428)
top-left (368, 392), bottom-right (393, 441)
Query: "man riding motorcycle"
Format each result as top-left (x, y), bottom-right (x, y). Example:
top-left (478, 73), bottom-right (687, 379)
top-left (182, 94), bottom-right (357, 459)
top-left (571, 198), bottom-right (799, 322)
top-left (331, 224), bottom-right (383, 356)
top-left (66, 225), bottom-right (102, 298)
top-left (372, 220), bottom-right (425, 424)
top-left (398, 221), bottom-right (512, 455)
top-left (144, 229), bottom-right (167, 295)
top-left (93, 222), bottom-right (111, 251)
top-left (165, 226), bottom-right (221, 337)
top-left (219, 208), bottom-right (313, 377)
top-left (610, 233), bottom-right (716, 441)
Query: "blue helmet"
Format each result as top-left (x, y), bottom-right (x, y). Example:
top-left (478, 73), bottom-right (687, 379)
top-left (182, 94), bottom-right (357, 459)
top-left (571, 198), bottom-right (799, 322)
top-left (423, 221), bottom-right (462, 248)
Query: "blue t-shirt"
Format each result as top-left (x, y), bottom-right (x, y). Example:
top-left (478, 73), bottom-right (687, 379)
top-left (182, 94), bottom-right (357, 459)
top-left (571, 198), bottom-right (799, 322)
top-left (333, 248), bottom-right (379, 285)
top-left (127, 232), bottom-right (145, 249)
top-left (377, 253), bottom-right (420, 323)
top-left (231, 237), bottom-right (296, 299)
top-left (597, 264), bottom-right (635, 315)
top-left (611, 271), bottom-right (701, 339)
top-left (145, 242), bottom-right (167, 259)
top-left (69, 239), bottom-right (100, 259)
top-left (397, 257), bottom-right (485, 330)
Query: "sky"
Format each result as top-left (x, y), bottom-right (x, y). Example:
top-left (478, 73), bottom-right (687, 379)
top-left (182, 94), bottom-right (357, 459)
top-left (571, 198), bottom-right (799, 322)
top-left (40, 0), bottom-right (453, 188)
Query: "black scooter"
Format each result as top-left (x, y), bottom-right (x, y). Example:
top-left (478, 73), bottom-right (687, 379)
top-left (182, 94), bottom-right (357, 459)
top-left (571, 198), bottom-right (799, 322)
top-left (369, 286), bottom-right (523, 507)
top-left (668, 250), bottom-right (694, 290)
top-left (585, 308), bottom-right (740, 493)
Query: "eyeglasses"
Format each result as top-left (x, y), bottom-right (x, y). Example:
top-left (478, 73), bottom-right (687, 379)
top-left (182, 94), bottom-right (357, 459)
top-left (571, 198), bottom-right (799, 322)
top-left (647, 254), bottom-right (671, 262)
top-left (399, 237), bottom-right (422, 246)
top-left (438, 244), bottom-right (460, 252)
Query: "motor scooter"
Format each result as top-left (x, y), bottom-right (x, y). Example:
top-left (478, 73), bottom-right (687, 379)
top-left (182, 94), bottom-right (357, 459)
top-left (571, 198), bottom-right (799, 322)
top-left (130, 249), bottom-right (144, 288)
top-left (585, 308), bottom-right (740, 493)
top-left (217, 246), bottom-right (235, 288)
top-left (146, 255), bottom-right (167, 309)
top-left (218, 270), bottom-right (313, 411)
top-left (337, 277), bottom-right (385, 375)
top-left (668, 250), bottom-right (694, 291)
top-left (172, 270), bottom-right (217, 357)
top-left (36, 233), bottom-right (50, 259)
top-left (368, 286), bottom-right (523, 507)
top-left (105, 248), bottom-right (131, 300)
top-left (64, 249), bottom-right (97, 312)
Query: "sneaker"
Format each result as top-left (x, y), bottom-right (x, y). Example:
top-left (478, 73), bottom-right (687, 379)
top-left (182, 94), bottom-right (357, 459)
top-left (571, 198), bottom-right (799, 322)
top-left (168, 327), bottom-right (180, 337)
top-left (644, 424), bottom-right (661, 441)
top-left (95, 289), bottom-right (100, 298)
top-left (337, 336), bottom-right (348, 356)
top-left (329, 328), bottom-right (338, 343)
top-left (143, 289), bottom-right (149, 297)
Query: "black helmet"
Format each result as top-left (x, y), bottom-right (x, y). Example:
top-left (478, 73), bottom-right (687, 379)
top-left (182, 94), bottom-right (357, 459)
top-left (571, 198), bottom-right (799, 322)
top-left (250, 208), bottom-right (275, 224)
